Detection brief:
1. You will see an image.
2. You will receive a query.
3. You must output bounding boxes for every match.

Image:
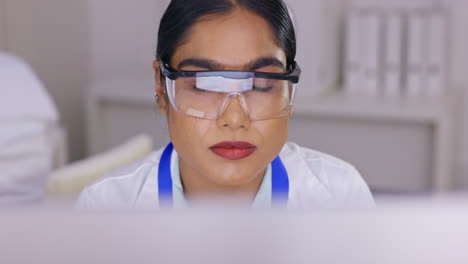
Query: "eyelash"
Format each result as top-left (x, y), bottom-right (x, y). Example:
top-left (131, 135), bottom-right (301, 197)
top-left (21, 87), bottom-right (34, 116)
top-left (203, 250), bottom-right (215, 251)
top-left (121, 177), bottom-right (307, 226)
top-left (253, 86), bottom-right (273, 92)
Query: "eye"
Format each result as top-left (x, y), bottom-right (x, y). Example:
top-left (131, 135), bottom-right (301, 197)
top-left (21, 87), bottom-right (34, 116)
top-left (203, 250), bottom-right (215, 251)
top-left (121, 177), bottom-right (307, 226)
top-left (253, 86), bottom-right (273, 92)
top-left (253, 78), bottom-right (274, 92)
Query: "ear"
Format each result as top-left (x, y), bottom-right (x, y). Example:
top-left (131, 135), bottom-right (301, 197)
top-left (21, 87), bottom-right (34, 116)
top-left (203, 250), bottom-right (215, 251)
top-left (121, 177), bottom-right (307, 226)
top-left (153, 60), bottom-right (168, 115)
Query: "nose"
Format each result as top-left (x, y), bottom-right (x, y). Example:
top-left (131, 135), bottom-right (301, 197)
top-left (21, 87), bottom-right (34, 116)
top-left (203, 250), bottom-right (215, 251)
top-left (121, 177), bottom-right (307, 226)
top-left (217, 94), bottom-right (251, 129)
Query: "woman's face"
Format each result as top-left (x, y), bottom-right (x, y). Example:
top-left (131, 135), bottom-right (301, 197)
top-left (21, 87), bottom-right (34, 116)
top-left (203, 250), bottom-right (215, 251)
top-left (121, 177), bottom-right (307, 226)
top-left (154, 8), bottom-right (290, 190)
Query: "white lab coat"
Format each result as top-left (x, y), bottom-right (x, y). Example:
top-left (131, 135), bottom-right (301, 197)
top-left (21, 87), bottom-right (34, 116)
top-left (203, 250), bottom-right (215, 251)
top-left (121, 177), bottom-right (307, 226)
top-left (76, 142), bottom-right (375, 209)
top-left (0, 52), bottom-right (58, 205)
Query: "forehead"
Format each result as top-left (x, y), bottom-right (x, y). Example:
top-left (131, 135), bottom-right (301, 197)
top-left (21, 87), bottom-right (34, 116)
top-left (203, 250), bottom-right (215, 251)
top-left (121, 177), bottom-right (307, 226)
top-left (171, 8), bottom-right (286, 68)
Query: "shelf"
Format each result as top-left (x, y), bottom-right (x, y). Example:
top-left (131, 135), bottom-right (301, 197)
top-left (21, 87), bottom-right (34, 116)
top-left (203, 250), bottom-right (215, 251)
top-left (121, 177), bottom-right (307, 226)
top-left (293, 92), bottom-right (455, 124)
top-left (88, 75), bottom-right (155, 106)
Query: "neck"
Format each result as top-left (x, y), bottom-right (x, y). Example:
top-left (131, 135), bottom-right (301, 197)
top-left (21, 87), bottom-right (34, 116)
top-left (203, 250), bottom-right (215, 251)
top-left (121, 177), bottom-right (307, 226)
top-left (178, 159), bottom-right (266, 204)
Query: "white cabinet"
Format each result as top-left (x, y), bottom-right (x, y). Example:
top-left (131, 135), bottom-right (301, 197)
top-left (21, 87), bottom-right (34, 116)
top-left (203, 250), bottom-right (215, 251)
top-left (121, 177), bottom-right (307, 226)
top-left (291, 95), bottom-right (455, 192)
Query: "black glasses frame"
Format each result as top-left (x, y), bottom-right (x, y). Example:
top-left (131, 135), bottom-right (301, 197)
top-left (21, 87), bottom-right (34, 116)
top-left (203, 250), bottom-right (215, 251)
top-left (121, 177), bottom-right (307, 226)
top-left (160, 61), bottom-right (302, 84)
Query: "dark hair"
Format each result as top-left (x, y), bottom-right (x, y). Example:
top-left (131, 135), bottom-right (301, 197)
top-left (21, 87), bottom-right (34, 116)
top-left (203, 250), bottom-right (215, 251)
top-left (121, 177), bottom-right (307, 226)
top-left (156, 0), bottom-right (296, 68)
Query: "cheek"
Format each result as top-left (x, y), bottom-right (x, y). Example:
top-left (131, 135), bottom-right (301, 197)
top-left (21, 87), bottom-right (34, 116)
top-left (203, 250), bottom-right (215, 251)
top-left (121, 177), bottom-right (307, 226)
top-left (255, 117), bottom-right (289, 156)
top-left (167, 109), bottom-right (212, 149)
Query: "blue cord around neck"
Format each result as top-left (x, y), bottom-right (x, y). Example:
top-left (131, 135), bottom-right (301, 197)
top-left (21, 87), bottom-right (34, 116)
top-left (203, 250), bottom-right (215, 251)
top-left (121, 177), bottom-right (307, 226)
top-left (158, 143), bottom-right (289, 207)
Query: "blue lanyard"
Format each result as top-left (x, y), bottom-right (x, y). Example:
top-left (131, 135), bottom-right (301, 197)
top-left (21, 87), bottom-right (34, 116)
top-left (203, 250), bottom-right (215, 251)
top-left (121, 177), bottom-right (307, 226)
top-left (158, 143), bottom-right (289, 207)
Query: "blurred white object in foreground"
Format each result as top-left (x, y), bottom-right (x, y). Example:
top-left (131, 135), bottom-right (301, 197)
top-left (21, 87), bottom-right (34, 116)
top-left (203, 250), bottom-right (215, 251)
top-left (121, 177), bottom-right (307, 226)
top-left (0, 195), bottom-right (467, 264)
top-left (0, 52), bottom-right (59, 204)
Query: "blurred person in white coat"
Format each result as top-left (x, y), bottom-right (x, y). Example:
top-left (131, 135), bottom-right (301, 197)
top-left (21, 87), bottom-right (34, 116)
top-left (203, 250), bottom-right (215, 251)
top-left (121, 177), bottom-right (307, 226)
top-left (0, 52), bottom-right (59, 205)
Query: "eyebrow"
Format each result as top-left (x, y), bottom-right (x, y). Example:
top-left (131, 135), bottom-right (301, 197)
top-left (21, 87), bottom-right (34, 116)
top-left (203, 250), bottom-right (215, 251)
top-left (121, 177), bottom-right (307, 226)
top-left (247, 57), bottom-right (285, 71)
top-left (177, 57), bottom-right (286, 71)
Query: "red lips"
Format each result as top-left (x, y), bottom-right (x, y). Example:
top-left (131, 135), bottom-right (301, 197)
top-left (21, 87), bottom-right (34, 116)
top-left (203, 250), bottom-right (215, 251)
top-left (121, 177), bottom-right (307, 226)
top-left (210, 141), bottom-right (256, 160)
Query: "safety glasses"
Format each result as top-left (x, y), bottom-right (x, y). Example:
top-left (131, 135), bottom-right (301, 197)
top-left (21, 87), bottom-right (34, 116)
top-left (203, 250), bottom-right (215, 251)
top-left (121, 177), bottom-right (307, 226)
top-left (159, 61), bottom-right (301, 120)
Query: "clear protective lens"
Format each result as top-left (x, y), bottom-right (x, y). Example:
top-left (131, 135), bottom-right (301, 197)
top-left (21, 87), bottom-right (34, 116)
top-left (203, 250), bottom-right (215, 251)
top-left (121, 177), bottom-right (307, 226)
top-left (166, 76), bottom-right (294, 120)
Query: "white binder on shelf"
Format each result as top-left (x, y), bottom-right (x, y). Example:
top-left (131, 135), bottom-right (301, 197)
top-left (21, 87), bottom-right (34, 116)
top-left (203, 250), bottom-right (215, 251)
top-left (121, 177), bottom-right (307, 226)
top-left (425, 11), bottom-right (447, 97)
top-left (382, 12), bottom-right (403, 98)
top-left (362, 12), bottom-right (382, 97)
top-left (406, 12), bottom-right (428, 97)
top-left (344, 11), bottom-right (363, 96)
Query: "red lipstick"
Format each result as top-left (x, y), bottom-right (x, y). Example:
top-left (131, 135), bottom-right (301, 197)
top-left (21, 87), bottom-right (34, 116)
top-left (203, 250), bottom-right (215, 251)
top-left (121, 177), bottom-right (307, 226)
top-left (210, 141), bottom-right (256, 160)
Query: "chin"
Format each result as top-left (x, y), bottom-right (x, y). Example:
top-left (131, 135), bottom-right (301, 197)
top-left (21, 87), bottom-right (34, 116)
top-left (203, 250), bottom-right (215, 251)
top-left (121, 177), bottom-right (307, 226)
top-left (208, 171), bottom-right (256, 186)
